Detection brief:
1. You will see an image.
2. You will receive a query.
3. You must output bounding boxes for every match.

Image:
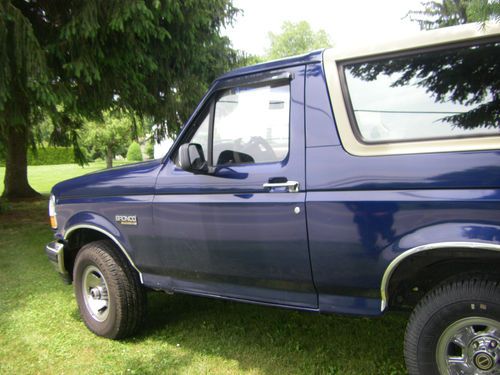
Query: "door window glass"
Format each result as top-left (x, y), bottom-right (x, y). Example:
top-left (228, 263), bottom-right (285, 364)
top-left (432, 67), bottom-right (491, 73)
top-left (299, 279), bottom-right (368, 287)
top-left (189, 112), bottom-right (209, 154)
top-left (213, 83), bottom-right (290, 165)
top-left (174, 110), bottom-right (209, 167)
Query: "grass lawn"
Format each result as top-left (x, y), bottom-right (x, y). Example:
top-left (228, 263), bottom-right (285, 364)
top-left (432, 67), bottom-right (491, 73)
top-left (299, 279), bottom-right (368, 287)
top-left (0, 160), bottom-right (131, 196)
top-left (0, 164), bottom-right (409, 374)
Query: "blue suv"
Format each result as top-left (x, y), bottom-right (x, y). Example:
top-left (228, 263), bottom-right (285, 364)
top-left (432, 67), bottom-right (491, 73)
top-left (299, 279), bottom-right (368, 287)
top-left (46, 23), bottom-right (500, 375)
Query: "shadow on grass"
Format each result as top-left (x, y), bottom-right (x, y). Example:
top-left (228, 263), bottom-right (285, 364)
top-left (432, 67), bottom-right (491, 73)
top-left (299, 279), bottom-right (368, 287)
top-left (0, 201), bottom-right (408, 374)
top-left (0, 198), bottom-right (48, 227)
top-left (117, 291), bottom-right (409, 374)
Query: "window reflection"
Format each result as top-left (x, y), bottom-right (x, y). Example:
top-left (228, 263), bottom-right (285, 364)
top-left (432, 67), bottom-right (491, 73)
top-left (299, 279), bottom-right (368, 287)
top-left (344, 41), bottom-right (499, 143)
top-left (190, 112), bottom-right (209, 156)
top-left (213, 84), bottom-right (290, 165)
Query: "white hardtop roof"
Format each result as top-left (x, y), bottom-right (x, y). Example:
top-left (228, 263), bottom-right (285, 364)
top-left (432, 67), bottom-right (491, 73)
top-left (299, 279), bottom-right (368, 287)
top-left (324, 22), bottom-right (500, 62)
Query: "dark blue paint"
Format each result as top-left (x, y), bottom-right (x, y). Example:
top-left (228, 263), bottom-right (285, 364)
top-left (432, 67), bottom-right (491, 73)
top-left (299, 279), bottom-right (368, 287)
top-left (305, 63), bottom-right (340, 147)
top-left (152, 65), bottom-right (317, 308)
top-left (52, 159), bottom-right (162, 198)
top-left (149, 193), bottom-right (315, 307)
top-left (48, 52), bottom-right (500, 317)
top-left (306, 189), bottom-right (500, 312)
top-left (306, 146), bottom-right (500, 191)
top-left (57, 195), bottom-right (156, 262)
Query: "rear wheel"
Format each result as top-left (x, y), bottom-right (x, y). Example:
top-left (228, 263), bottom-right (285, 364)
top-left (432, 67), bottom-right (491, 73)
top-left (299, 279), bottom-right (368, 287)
top-left (405, 278), bottom-right (500, 375)
top-left (73, 240), bottom-right (146, 339)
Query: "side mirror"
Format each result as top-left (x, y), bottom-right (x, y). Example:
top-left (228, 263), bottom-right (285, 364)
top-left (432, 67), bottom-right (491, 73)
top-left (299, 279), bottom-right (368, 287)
top-left (179, 143), bottom-right (209, 174)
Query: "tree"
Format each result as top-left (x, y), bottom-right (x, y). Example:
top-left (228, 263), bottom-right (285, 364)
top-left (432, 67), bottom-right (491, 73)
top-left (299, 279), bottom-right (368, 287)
top-left (0, 0), bottom-right (239, 199)
top-left (145, 141), bottom-right (155, 159)
top-left (266, 21), bottom-right (332, 60)
top-left (126, 142), bottom-right (143, 162)
top-left (407, 0), bottom-right (500, 30)
top-left (81, 112), bottom-right (132, 169)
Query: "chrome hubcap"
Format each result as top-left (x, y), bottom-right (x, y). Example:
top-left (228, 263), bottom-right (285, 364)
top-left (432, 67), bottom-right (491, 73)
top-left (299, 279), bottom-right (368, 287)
top-left (82, 265), bottom-right (110, 322)
top-left (437, 317), bottom-right (500, 374)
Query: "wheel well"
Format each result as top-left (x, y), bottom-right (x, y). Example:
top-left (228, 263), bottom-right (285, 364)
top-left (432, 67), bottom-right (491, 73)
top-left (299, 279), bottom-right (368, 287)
top-left (387, 248), bottom-right (500, 310)
top-left (64, 228), bottom-right (115, 281)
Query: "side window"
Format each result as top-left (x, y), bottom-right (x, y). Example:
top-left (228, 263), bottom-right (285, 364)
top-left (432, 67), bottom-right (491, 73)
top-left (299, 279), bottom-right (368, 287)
top-left (343, 41), bottom-right (499, 143)
top-left (213, 83), bottom-right (290, 165)
top-left (189, 112), bottom-right (209, 154)
top-left (174, 110), bottom-right (209, 166)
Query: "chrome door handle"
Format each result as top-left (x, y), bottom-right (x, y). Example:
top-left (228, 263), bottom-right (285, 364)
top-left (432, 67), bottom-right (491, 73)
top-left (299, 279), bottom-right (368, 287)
top-left (263, 180), bottom-right (299, 193)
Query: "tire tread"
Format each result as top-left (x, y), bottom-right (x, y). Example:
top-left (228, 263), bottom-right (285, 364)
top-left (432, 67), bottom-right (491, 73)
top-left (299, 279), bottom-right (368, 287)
top-left (74, 240), bottom-right (146, 339)
top-left (404, 277), bottom-right (500, 375)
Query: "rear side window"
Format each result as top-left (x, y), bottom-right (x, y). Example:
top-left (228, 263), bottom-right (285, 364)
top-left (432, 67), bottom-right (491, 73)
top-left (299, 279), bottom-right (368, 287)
top-left (343, 41), bottom-right (499, 143)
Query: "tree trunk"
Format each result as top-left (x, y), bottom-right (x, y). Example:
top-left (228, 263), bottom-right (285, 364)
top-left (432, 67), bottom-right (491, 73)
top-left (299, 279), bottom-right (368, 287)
top-left (2, 125), bottom-right (40, 199)
top-left (106, 146), bottom-right (113, 169)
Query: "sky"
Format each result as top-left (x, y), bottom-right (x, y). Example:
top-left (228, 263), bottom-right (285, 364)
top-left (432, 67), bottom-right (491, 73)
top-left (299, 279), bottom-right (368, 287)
top-left (223, 0), bottom-right (424, 56)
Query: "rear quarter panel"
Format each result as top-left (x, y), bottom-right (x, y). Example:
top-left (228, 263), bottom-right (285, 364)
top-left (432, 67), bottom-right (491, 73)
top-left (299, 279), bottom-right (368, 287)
top-left (304, 62), bottom-right (500, 316)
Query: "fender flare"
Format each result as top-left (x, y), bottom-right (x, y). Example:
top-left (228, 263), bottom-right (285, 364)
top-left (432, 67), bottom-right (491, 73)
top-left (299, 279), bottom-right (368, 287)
top-left (64, 221), bottom-right (143, 283)
top-left (380, 241), bottom-right (500, 311)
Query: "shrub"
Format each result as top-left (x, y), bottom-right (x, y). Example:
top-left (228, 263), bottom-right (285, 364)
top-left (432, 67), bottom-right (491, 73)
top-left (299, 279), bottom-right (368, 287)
top-left (126, 142), bottom-right (143, 162)
top-left (145, 142), bottom-right (155, 159)
top-left (0, 147), bottom-right (76, 166)
top-left (28, 147), bottom-right (76, 165)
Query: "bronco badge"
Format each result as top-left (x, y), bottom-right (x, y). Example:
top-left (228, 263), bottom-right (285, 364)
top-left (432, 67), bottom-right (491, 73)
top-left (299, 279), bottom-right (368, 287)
top-left (115, 215), bottom-right (137, 226)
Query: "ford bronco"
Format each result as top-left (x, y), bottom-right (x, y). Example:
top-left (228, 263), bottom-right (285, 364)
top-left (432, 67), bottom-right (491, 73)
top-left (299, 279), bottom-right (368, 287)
top-left (45, 23), bottom-right (500, 375)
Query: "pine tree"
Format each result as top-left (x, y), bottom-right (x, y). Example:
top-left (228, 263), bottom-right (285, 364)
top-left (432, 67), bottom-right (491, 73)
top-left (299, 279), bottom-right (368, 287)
top-left (0, 0), bottom-right (239, 198)
top-left (407, 0), bottom-right (500, 30)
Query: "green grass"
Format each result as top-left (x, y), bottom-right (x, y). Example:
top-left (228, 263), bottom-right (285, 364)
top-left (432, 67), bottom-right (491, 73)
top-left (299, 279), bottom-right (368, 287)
top-left (0, 160), bottom-right (131, 196)
top-left (0, 165), bottom-right (410, 374)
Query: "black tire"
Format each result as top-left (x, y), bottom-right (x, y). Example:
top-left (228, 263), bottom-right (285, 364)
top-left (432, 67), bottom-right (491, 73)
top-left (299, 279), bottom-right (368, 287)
top-left (405, 278), bottom-right (500, 375)
top-left (73, 240), bottom-right (146, 339)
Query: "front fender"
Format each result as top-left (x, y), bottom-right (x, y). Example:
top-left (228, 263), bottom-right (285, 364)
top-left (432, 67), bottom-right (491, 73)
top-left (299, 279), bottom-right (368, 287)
top-left (60, 211), bottom-right (142, 279)
top-left (63, 211), bottom-right (124, 245)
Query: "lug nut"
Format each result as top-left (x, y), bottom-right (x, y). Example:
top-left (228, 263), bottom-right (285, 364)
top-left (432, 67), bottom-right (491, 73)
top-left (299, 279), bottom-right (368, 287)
top-left (490, 340), bottom-right (497, 348)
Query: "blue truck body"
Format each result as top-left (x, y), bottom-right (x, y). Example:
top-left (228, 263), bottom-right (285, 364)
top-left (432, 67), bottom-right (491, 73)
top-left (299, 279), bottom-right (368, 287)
top-left (45, 24), bottom-right (500, 374)
top-left (49, 50), bottom-right (500, 317)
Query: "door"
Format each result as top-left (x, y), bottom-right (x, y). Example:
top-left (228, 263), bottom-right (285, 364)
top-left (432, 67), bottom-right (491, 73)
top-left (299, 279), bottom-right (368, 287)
top-left (151, 66), bottom-right (316, 308)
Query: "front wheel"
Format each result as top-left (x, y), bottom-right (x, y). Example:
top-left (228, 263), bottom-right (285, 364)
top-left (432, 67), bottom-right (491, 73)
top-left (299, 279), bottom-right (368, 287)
top-left (405, 278), bottom-right (500, 375)
top-left (73, 240), bottom-right (146, 339)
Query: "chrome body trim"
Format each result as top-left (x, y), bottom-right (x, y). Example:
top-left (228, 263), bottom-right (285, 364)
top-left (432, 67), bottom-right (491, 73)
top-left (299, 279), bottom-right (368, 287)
top-left (64, 224), bottom-right (144, 284)
top-left (381, 242), bottom-right (500, 311)
top-left (45, 241), bottom-right (67, 275)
